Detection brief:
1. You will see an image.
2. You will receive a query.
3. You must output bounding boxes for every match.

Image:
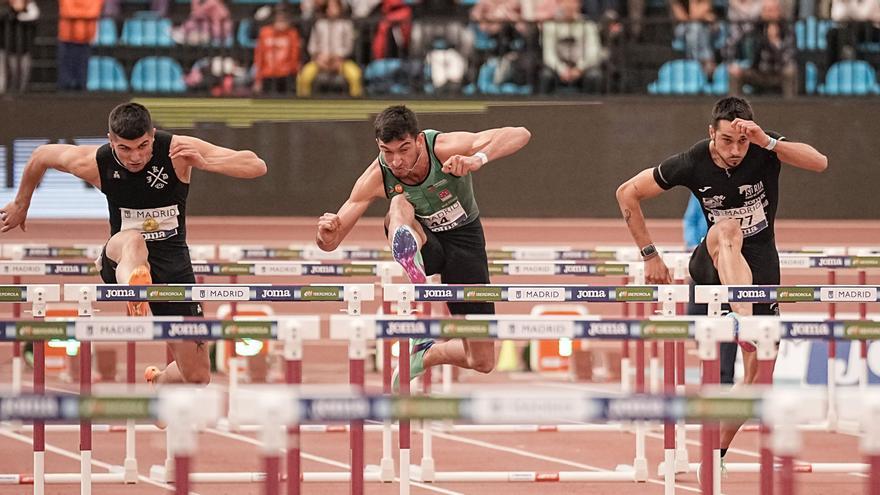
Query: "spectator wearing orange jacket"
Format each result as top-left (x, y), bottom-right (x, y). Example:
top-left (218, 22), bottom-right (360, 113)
top-left (58, 0), bottom-right (104, 90)
top-left (253, 7), bottom-right (301, 94)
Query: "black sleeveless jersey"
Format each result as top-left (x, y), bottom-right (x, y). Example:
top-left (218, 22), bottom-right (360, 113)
top-left (96, 131), bottom-right (188, 247)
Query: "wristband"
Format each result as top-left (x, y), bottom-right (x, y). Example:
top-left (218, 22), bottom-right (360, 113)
top-left (764, 137), bottom-right (778, 151)
top-left (474, 152), bottom-right (488, 165)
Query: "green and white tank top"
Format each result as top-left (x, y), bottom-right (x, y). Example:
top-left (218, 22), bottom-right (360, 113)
top-left (379, 129), bottom-right (479, 232)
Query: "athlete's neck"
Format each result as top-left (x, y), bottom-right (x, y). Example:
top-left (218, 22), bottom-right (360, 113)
top-left (709, 140), bottom-right (735, 177)
top-left (396, 144), bottom-right (430, 185)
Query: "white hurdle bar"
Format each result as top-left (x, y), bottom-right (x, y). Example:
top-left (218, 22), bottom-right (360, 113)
top-left (696, 283), bottom-right (880, 433)
top-left (381, 283), bottom-right (690, 488)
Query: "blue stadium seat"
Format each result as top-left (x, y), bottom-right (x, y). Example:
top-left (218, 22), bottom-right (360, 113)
top-left (120, 17), bottom-right (145, 46)
top-left (804, 61), bottom-right (818, 95)
top-left (476, 59), bottom-right (531, 95)
top-left (706, 63), bottom-right (729, 95)
top-left (795, 16), bottom-right (831, 51)
top-left (471, 23), bottom-right (497, 52)
top-left (87, 56), bottom-right (129, 92)
top-left (93, 18), bottom-right (118, 46)
top-left (647, 59), bottom-right (707, 94)
top-left (818, 60), bottom-right (880, 95)
top-left (131, 56), bottom-right (186, 93)
top-left (142, 17), bottom-right (174, 46)
top-left (121, 14), bottom-right (173, 46)
top-left (364, 59), bottom-right (411, 95)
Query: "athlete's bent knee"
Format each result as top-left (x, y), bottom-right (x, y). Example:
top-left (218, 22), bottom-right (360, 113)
top-left (713, 219), bottom-right (742, 244)
top-left (180, 367), bottom-right (211, 385)
top-left (470, 357), bottom-right (495, 374)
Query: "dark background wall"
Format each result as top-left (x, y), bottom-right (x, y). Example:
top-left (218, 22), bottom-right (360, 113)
top-left (2, 96), bottom-right (876, 219)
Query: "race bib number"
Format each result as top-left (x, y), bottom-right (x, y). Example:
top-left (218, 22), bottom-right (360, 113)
top-left (120, 205), bottom-right (180, 241)
top-left (417, 201), bottom-right (467, 232)
top-left (708, 201), bottom-right (768, 237)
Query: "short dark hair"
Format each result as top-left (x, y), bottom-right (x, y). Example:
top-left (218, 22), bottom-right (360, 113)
top-left (374, 105), bottom-right (419, 143)
top-left (109, 103), bottom-right (153, 140)
top-left (711, 96), bottom-right (754, 128)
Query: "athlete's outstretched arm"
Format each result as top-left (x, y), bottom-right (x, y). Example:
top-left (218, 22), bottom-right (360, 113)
top-left (171, 135), bottom-right (267, 178)
top-left (434, 126), bottom-right (531, 176)
top-left (616, 168), bottom-right (672, 284)
top-left (317, 163), bottom-right (385, 251)
top-left (730, 118), bottom-right (827, 172)
top-left (771, 140), bottom-right (828, 172)
top-left (0, 144), bottom-right (100, 232)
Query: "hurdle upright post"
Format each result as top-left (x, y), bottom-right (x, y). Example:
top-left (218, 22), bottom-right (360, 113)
top-left (765, 392), bottom-right (802, 495)
top-left (349, 327), bottom-right (366, 495)
top-left (80, 340), bottom-right (93, 495)
top-left (858, 270), bottom-right (869, 394)
top-left (380, 266), bottom-right (396, 482)
top-left (124, 340), bottom-right (138, 482)
top-left (694, 316), bottom-right (734, 495)
top-left (33, 338), bottom-right (45, 495)
top-left (860, 391), bottom-right (880, 495)
top-left (742, 317), bottom-right (782, 495)
top-left (12, 276), bottom-right (22, 403)
top-left (284, 326), bottom-right (304, 495)
top-left (827, 270), bottom-right (839, 430)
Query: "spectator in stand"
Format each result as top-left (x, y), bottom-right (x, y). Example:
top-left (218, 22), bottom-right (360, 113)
top-left (58, 0), bottom-right (104, 91)
top-left (826, 0), bottom-right (880, 67)
top-left (728, 0), bottom-right (763, 22)
top-left (539, 0), bottom-right (605, 93)
top-left (173, 0), bottom-right (233, 46)
top-left (726, 0), bottom-right (798, 98)
top-left (0, 0), bottom-right (39, 94)
top-left (254, 5), bottom-right (301, 95)
top-left (103, 0), bottom-right (168, 19)
top-left (669, 0), bottom-right (717, 79)
top-left (298, 0), bottom-right (363, 96)
top-left (372, 0), bottom-right (412, 60)
top-left (471, 0), bottom-right (523, 35)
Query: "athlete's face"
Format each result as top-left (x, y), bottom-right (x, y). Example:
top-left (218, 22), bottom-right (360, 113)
top-left (709, 120), bottom-right (749, 167)
top-left (109, 130), bottom-right (155, 173)
top-left (377, 133), bottom-right (423, 176)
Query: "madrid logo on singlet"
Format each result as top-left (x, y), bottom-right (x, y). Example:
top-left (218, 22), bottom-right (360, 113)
top-left (147, 166), bottom-right (169, 189)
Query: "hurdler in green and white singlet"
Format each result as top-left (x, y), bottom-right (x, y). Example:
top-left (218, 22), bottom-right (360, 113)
top-left (379, 129), bottom-right (479, 233)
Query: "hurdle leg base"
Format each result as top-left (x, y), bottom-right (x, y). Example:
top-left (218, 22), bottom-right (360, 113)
top-left (379, 457), bottom-right (395, 483)
top-left (149, 465), bottom-right (172, 483)
top-left (419, 458), bottom-right (435, 482)
top-left (123, 458), bottom-right (138, 484)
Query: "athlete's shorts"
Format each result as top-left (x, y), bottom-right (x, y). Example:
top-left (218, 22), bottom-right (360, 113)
top-left (100, 241), bottom-right (202, 317)
top-left (386, 217), bottom-right (494, 316)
